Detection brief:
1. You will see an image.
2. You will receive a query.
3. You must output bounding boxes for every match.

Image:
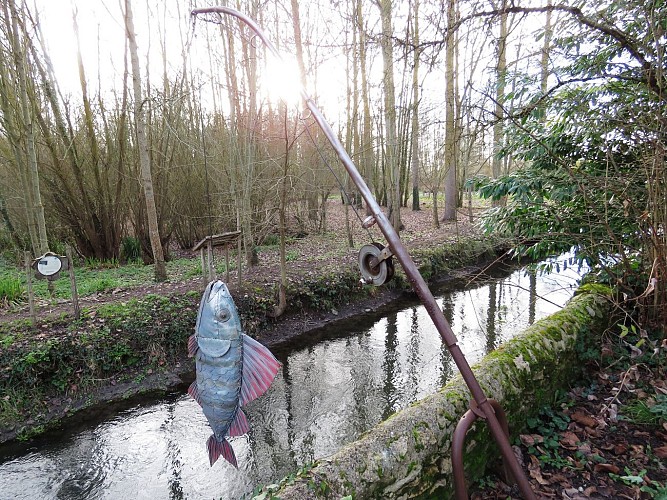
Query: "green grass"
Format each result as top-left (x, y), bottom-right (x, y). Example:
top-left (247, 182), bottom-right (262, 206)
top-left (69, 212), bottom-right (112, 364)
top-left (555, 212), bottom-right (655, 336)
top-left (621, 395), bottom-right (667, 425)
top-left (0, 275), bottom-right (22, 303)
top-left (0, 256), bottom-right (205, 306)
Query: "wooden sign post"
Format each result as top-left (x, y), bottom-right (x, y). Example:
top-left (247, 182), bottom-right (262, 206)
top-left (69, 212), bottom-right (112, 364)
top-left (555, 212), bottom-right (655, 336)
top-left (192, 231), bottom-right (242, 287)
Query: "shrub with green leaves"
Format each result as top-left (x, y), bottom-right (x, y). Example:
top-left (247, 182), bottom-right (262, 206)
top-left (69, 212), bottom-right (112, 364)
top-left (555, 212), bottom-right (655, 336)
top-left (0, 293), bottom-right (199, 410)
top-left (120, 237), bottom-right (142, 263)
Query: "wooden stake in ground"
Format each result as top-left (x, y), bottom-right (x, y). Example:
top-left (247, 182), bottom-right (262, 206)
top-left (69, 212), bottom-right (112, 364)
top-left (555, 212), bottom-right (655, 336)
top-left (66, 245), bottom-right (80, 319)
top-left (24, 251), bottom-right (35, 324)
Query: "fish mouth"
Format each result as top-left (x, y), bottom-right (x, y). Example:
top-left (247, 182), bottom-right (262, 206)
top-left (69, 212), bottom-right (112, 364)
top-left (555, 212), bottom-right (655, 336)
top-left (196, 281), bottom-right (221, 332)
top-left (201, 281), bottom-right (215, 303)
top-left (195, 280), bottom-right (232, 335)
top-left (206, 281), bottom-right (229, 302)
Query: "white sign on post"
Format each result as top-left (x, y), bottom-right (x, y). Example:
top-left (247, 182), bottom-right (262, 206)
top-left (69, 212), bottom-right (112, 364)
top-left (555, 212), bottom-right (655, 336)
top-left (36, 255), bottom-right (62, 277)
top-left (32, 252), bottom-right (68, 280)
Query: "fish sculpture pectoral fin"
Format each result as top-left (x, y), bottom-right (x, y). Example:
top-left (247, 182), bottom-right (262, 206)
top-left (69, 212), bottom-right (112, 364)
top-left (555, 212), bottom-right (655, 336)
top-left (187, 335), bottom-right (199, 357)
top-left (188, 381), bottom-right (202, 406)
top-left (207, 435), bottom-right (237, 468)
top-left (240, 334), bottom-right (282, 406)
top-left (228, 408), bottom-right (250, 437)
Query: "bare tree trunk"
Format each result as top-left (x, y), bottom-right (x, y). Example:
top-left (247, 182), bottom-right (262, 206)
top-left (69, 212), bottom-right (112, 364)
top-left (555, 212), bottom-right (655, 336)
top-left (539, 0), bottom-right (553, 122)
top-left (0, 50), bottom-right (37, 252)
top-left (272, 105), bottom-right (294, 318)
top-left (219, 14), bottom-right (244, 279)
top-left (377, 0), bottom-right (402, 232)
top-left (344, 14), bottom-right (356, 248)
top-left (239, 0), bottom-right (259, 268)
top-left (491, 0), bottom-right (508, 207)
top-left (410, 0), bottom-right (421, 211)
top-left (289, 0), bottom-right (319, 226)
top-left (443, 0), bottom-right (458, 221)
top-left (357, 0), bottom-right (375, 216)
top-left (6, 0), bottom-right (48, 254)
top-left (124, 0), bottom-right (166, 281)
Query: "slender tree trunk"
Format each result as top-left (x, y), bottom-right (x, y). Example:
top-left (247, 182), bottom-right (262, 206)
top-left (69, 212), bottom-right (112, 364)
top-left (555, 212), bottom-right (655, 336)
top-left (7, 0), bottom-right (48, 254)
top-left (219, 15), bottom-right (244, 279)
top-left (357, 0), bottom-right (375, 216)
top-left (344, 14), bottom-right (356, 248)
top-left (272, 104), bottom-right (292, 318)
top-left (290, 0), bottom-right (319, 225)
top-left (443, 0), bottom-right (457, 221)
top-left (377, 0), bottom-right (402, 232)
top-left (124, 0), bottom-right (166, 281)
top-left (240, 0), bottom-right (259, 268)
top-left (0, 52), bottom-right (37, 252)
top-left (410, 0), bottom-right (421, 211)
top-left (539, 0), bottom-right (552, 122)
top-left (491, 0), bottom-right (508, 207)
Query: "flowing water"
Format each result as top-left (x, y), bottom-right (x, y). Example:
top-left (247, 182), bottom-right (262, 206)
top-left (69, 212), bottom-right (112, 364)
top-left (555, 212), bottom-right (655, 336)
top-left (0, 255), bottom-right (586, 500)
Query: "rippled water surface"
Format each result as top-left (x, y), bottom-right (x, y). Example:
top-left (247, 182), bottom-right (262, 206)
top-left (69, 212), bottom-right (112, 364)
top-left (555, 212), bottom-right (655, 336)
top-left (0, 255), bottom-right (585, 499)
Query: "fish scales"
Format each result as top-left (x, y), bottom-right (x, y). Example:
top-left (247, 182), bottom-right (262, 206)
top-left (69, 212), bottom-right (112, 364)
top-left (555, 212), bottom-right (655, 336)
top-left (188, 280), bottom-right (280, 467)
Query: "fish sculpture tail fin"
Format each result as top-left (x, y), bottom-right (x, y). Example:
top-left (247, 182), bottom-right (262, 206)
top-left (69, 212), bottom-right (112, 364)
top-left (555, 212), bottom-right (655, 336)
top-left (207, 435), bottom-right (237, 468)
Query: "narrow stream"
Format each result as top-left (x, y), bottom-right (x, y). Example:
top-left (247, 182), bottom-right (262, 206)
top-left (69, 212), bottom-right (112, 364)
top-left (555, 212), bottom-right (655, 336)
top-left (0, 255), bottom-right (585, 500)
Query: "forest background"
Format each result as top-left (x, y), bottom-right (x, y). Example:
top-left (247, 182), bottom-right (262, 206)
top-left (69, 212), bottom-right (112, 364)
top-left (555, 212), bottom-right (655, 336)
top-left (0, 0), bottom-right (664, 325)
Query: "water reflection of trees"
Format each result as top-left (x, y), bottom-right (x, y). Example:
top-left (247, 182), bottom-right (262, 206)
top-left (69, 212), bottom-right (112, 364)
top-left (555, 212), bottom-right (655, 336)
top-left (382, 313), bottom-right (400, 420)
top-left (486, 282), bottom-right (498, 354)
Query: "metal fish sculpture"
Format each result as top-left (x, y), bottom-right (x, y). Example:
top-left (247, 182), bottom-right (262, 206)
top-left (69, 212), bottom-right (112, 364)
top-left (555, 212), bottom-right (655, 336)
top-left (188, 280), bottom-right (281, 467)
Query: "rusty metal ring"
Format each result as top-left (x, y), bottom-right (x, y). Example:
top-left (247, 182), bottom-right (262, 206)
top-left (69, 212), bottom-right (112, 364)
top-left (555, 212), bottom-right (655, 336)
top-left (359, 243), bottom-right (389, 286)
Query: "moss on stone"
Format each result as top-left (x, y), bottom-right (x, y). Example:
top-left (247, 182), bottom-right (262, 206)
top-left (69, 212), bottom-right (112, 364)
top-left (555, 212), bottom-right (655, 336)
top-left (268, 285), bottom-right (612, 500)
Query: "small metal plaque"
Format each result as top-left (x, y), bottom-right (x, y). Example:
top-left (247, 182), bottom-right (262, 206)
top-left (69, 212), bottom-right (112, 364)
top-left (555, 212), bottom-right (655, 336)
top-left (32, 252), bottom-right (68, 279)
top-left (37, 255), bottom-right (62, 276)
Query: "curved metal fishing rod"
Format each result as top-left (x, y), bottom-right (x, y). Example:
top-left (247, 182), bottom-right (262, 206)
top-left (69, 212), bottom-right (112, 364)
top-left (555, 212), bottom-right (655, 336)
top-left (191, 6), bottom-right (536, 499)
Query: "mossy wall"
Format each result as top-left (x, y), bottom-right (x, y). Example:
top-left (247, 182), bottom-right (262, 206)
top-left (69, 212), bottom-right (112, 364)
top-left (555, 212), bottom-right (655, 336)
top-left (259, 286), bottom-right (611, 499)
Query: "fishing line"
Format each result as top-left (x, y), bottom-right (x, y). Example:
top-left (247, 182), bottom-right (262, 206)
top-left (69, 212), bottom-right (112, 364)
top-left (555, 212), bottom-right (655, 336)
top-left (301, 115), bottom-right (376, 244)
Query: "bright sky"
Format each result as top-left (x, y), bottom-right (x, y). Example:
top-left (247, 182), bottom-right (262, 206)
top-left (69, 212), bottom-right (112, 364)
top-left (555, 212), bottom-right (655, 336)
top-left (29, 0), bottom-right (548, 141)
top-left (34, 1), bottom-right (189, 96)
top-left (31, 1), bottom-right (348, 117)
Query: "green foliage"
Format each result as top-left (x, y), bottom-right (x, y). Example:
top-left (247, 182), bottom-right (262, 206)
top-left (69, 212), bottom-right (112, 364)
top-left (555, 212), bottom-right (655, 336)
top-left (186, 261), bottom-right (203, 278)
top-left (472, 0), bottom-right (667, 321)
top-left (0, 274), bottom-right (22, 304)
top-left (0, 293), bottom-right (199, 431)
top-left (522, 405), bottom-right (573, 469)
top-left (85, 257), bottom-right (120, 270)
top-left (261, 234), bottom-right (279, 247)
top-left (84, 277), bottom-right (119, 294)
top-left (120, 237), bottom-right (142, 263)
top-left (253, 461), bottom-right (317, 499)
top-left (608, 467), bottom-right (667, 496)
top-left (288, 269), bottom-right (363, 312)
top-left (621, 394), bottom-right (667, 426)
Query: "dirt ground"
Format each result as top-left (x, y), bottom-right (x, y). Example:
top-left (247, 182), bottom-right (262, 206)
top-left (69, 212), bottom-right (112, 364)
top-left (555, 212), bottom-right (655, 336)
top-left (0, 199), bottom-right (484, 324)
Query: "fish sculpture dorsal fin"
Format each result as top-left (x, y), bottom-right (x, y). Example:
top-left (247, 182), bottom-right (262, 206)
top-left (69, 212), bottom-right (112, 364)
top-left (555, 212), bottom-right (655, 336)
top-left (240, 334), bottom-right (281, 406)
top-left (198, 337), bottom-right (232, 358)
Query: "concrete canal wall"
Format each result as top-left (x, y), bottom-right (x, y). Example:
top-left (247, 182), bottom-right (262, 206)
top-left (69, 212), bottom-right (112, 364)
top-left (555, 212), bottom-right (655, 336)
top-left (257, 285), bottom-right (612, 499)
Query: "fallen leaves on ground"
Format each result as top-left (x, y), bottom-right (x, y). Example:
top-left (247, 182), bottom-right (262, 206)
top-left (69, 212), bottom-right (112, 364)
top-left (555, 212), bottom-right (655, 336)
top-left (473, 359), bottom-right (667, 499)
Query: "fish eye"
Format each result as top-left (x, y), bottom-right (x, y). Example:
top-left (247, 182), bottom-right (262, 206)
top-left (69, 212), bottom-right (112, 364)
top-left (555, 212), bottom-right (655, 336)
top-left (216, 308), bottom-right (231, 322)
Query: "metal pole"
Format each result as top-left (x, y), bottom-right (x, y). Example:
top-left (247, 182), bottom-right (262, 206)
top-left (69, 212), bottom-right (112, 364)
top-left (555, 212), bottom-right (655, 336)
top-left (191, 8), bottom-right (535, 498)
